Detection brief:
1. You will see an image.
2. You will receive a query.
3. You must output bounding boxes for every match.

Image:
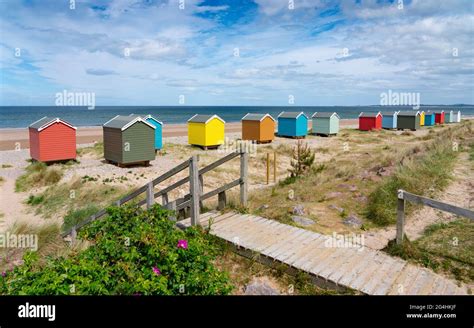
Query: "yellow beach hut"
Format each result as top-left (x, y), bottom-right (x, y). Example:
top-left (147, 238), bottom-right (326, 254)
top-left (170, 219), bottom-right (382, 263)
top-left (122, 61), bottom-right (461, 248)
top-left (419, 111), bottom-right (425, 126)
top-left (188, 114), bottom-right (225, 149)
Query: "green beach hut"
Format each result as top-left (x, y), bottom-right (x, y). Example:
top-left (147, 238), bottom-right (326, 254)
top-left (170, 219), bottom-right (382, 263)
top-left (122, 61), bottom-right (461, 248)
top-left (311, 112), bottom-right (340, 136)
top-left (397, 111), bottom-right (420, 131)
top-left (103, 115), bottom-right (156, 166)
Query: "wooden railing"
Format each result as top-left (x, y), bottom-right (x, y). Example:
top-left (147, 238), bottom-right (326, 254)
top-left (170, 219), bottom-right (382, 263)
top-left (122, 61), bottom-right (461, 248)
top-left (396, 189), bottom-right (474, 244)
top-left (63, 150), bottom-right (248, 239)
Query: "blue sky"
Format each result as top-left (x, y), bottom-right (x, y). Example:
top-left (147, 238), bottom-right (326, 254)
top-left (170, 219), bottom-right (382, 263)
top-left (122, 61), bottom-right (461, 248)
top-left (0, 0), bottom-right (473, 106)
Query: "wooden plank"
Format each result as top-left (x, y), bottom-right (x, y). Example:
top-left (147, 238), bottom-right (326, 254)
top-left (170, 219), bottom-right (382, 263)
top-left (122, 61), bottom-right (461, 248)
top-left (201, 179), bottom-right (241, 202)
top-left (273, 231), bottom-right (319, 263)
top-left (349, 253), bottom-right (388, 292)
top-left (291, 240), bottom-right (329, 269)
top-left (318, 247), bottom-right (361, 280)
top-left (218, 191), bottom-right (226, 210)
top-left (372, 260), bottom-right (406, 295)
top-left (238, 220), bottom-right (295, 253)
top-left (299, 244), bottom-right (337, 272)
top-left (120, 184), bottom-right (148, 204)
top-left (387, 264), bottom-right (421, 295)
top-left (418, 272), bottom-right (442, 295)
top-left (429, 276), bottom-right (447, 295)
top-left (282, 234), bottom-right (328, 266)
top-left (327, 248), bottom-right (369, 284)
top-left (154, 176), bottom-right (188, 199)
top-left (269, 230), bottom-right (314, 259)
top-left (310, 247), bottom-right (348, 276)
top-left (338, 251), bottom-right (377, 287)
top-left (402, 190), bottom-right (474, 220)
top-left (406, 268), bottom-right (431, 295)
top-left (219, 217), bottom-right (280, 247)
top-left (256, 223), bottom-right (302, 254)
top-left (360, 257), bottom-right (402, 295)
top-left (265, 229), bottom-right (309, 258)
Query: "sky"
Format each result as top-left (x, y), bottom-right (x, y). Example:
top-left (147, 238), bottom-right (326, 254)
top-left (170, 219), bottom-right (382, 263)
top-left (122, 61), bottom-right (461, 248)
top-left (0, 0), bottom-right (473, 106)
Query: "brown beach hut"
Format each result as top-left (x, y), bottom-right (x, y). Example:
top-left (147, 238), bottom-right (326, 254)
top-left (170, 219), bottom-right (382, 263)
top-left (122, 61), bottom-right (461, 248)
top-left (241, 113), bottom-right (275, 143)
top-left (103, 115), bottom-right (156, 166)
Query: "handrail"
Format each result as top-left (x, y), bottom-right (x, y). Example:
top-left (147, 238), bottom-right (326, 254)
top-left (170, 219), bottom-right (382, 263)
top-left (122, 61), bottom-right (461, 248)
top-left (396, 189), bottom-right (474, 244)
top-left (62, 151), bottom-right (248, 239)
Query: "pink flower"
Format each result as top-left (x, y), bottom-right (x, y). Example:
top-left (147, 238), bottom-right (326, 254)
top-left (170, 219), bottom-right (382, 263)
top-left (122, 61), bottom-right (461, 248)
top-left (152, 266), bottom-right (161, 276)
top-left (177, 239), bottom-right (188, 249)
top-left (1, 272), bottom-right (5, 277)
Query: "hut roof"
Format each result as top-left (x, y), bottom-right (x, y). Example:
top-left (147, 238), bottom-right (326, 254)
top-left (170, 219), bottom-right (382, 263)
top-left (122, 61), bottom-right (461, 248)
top-left (277, 111), bottom-right (308, 119)
top-left (434, 110), bottom-right (445, 114)
top-left (359, 112), bottom-right (381, 118)
top-left (241, 113), bottom-right (275, 122)
top-left (129, 114), bottom-right (163, 125)
top-left (29, 117), bottom-right (76, 131)
top-left (381, 111), bottom-right (398, 116)
top-left (103, 115), bottom-right (156, 131)
top-left (311, 112), bottom-right (340, 119)
top-left (425, 110), bottom-right (435, 115)
top-left (397, 111), bottom-right (420, 116)
top-left (188, 114), bottom-right (225, 124)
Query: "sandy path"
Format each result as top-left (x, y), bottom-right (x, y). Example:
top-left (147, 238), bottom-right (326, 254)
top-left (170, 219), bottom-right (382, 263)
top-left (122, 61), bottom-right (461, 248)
top-left (364, 152), bottom-right (474, 250)
top-left (0, 168), bottom-right (42, 233)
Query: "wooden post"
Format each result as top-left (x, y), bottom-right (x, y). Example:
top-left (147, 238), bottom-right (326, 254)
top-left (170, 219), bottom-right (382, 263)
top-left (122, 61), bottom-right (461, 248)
top-left (273, 151), bottom-right (277, 182)
top-left (240, 151), bottom-right (248, 207)
top-left (266, 153), bottom-right (270, 185)
top-left (162, 193), bottom-right (169, 206)
top-left (218, 191), bottom-right (227, 210)
top-left (189, 155), bottom-right (200, 226)
top-left (115, 200), bottom-right (121, 207)
top-left (146, 181), bottom-right (154, 209)
top-left (71, 227), bottom-right (77, 244)
top-left (396, 190), bottom-right (406, 245)
top-left (199, 174), bottom-right (204, 210)
top-left (167, 201), bottom-right (177, 221)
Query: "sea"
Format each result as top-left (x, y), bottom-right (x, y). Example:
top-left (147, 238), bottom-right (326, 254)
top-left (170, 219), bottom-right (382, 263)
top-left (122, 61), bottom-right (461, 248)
top-left (1, 105), bottom-right (473, 128)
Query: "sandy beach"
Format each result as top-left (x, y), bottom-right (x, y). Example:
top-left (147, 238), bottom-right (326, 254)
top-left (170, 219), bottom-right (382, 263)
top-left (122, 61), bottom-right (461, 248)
top-left (0, 119), bottom-right (359, 151)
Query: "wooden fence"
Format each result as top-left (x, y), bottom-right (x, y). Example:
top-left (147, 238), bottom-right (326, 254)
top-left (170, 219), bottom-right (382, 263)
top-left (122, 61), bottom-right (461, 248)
top-left (396, 189), bottom-right (474, 244)
top-left (63, 150), bottom-right (248, 239)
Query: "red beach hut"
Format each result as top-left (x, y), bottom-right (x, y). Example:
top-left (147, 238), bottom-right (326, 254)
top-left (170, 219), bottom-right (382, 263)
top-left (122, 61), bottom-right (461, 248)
top-left (359, 112), bottom-right (382, 131)
top-left (29, 117), bottom-right (77, 162)
top-left (435, 110), bottom-right (445, 124)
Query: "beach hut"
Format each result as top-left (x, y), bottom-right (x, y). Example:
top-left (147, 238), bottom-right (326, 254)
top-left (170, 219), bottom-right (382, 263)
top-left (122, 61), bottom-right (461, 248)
top-left (188, 114), bottom-right (225, 149)
top-left (445, 110), bottom-right (454, 123)
top-left (424, 111), bottom-right (435, 126)
top-left (358, 112), bottom-right (382, 131)
top-left (130, 114), bottom-right (163, 150)
top-left (454, 110), bottom-right (462, 123)
top-left (435, 110), bottom-right (445, 124)
top-left (397, 111), bottom-right (420, 130)
top-left (103, 115), bottom-right (155, 166)
top-left (381, 111), bottom-right (398, 130)
top-left (277, 112), bottom-right (308, 138)
top-left (311, 112), bottom-right (340, 136)
top-left (241, 113), bottom-right (275, 143)
top-left (419, 111), bottom-right (425, 126)
top-left (29, 117), bottom-right (77, 162)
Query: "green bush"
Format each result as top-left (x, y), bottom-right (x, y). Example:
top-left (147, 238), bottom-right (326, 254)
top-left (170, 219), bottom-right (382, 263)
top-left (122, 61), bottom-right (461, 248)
top-left (0, 205), bottom-right (232, 295)
top-left (15, 162), bottom-right (63, 192)
top-left (26, 194), bottom-right (44, 205)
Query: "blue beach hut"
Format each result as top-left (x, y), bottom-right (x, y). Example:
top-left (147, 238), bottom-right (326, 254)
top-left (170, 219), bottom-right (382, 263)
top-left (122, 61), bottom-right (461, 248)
top-left (424, 111), bottom-right (435, 126)
top-left (130, 114), bottom-right (163, 150)
top-left (382, 111), bottom-right (398, 129)
top-left (277, 112), bottom-right (308, 138)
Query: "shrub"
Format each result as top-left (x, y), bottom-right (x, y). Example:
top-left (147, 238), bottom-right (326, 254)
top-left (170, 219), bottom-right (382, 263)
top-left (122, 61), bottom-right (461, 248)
top-left (26, 194), bottom-right (44, 205)
top-left (0, 205), bottom-right (232, 295)
top-left (15, 162), bottom-right (63, 192)
top-left (288, 140), bottom-right (315, 178)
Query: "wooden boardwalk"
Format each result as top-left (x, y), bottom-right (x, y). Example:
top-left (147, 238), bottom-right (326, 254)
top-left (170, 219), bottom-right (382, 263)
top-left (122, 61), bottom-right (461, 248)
top-left (178, 211), bottom-right (468, 295)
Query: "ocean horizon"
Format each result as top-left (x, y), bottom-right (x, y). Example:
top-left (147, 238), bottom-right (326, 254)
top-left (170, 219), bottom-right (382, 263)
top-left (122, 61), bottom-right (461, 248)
top-left (1, 105), bottom-right (473, 129)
